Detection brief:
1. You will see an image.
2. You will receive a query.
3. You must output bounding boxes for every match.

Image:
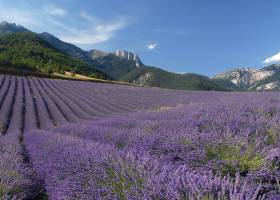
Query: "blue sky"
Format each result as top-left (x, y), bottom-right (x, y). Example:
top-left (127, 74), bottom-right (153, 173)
top-left (0, 0), bottom-right (280, 76)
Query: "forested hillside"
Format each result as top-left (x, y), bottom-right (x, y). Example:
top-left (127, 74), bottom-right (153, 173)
top-left (0, 32), bottom-right (108, 79)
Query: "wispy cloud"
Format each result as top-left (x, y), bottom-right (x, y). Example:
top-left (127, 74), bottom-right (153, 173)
top-left (0, 6), bottom-right (38, 27)
top-left (147, 43), bottom-right (158, 50)
top-left (0, 3), bottom-right (130, 46)
top-left (44, 5), bottom-right (68, 16)
top-left (262, 52), bottom-right (280, 64)
top-left (58, 12), bottom-right (129, 45)
top-left (80, 11), bottom-right (100, 22)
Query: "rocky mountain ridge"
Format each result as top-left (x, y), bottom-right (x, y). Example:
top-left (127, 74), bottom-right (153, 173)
top-left (213, 66), bottom-right (280, 90)
top-left (0, 21), bottom-right (29, 34)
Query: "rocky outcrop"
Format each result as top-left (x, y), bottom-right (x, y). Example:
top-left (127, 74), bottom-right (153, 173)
top-left (214, 67), bottom-right (275, 88)
top-left (114, 50), bottom-right (142, 67)
top-left (256, 81), bottom-right (280, 91)
top-left (132, 72), bottom-right (153, 85)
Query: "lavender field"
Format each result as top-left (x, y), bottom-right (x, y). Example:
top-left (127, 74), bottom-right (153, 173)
top-left (0, 74), bottom-right (280, 199)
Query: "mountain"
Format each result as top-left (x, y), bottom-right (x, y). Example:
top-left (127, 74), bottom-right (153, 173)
top-left (0, 21), bottom-right (225, 91)
top-left (91, 52), bottom-right (224, 90)
top-left (213, 65), bottom-right (280, 90)
top-left (0, 32), bottom-right (108, 79)
top-left (0, 22), bottom-right (99, 66)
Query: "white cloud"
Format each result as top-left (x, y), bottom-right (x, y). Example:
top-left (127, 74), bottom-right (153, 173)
top-left (57, 15), bottom-right (129, 45)
top-left (263, 52), bottom-right (280, 64)
top-left (44, 5), bottom-right (68, 16)
top-left (147, 43), bottom-right (158, 50)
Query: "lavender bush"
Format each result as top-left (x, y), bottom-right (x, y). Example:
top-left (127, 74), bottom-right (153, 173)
top-left (25, 130), bottom-right (261, 200)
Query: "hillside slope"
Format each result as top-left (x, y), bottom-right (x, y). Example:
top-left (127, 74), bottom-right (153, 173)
top-left (0, 32), bottom-right (108, 79)
top-left (94, 53), bottom-right (143, 80)
top-left (120, 66), bottom-right (225, 90)
top-left (38, 32), bottom-right (88, 61)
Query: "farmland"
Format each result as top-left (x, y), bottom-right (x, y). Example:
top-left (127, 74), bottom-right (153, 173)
top-left (0, 74), bottom-right (280, 199)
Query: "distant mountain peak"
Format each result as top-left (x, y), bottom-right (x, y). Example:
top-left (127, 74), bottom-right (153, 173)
top-left (0, 21), bottom-right (29, 35)
top-left (0, 21), bottom-right (9, 25)
top-left (113, 49), bottom-right (142, 67)
top-left (0, 21), bottom-right (24, 28)
top-left (40, 32), bottom-right (53, 37)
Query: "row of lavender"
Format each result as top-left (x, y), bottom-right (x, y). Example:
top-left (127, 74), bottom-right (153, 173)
top-left (26, 92), bottom-right (280, 199)
top-left (0, 76), bottom-right (40, 199)
top-left (0, 74), bottom-right (223, 134)
top-left (0, 74), bottom-right (219, 199)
